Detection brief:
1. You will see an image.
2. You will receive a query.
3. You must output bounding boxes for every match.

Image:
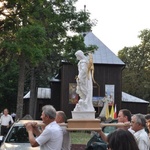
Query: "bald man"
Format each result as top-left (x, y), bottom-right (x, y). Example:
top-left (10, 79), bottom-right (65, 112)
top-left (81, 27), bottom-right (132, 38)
top-left (56, 111), bottom-right (71, 150)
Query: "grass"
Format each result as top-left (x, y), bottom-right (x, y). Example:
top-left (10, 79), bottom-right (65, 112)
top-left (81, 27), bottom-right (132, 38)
top-left (70, 131), bottom-right (92, 144)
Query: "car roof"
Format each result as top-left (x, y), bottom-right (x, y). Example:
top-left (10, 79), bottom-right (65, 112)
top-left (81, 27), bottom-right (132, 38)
top-left (14, 120), bottom-right (43, 126)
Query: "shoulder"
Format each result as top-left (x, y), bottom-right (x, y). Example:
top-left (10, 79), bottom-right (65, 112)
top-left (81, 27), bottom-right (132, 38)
top-left (141, 130), bottom-right (149, 137)
top-left (78, 60), bottom-right (88, 67)
top-left (45, 123), bottom-right (63, 136)
top-left (1, 114), bottom-right (7, 118)
top-left (47, 122), bottom-right (62, 130)
top-left (79, 59), bottom-right (88, 63)
top-left (137, 129), bottom-right (149, 139)
top-left (60, 126), bottom-right (68, 134)
top-left (8, 114), bottom-right (13, 118)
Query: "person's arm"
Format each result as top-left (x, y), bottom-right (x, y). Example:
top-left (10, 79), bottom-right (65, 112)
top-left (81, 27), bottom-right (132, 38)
top-left (31, 122), bottom-right (42, 136)
top-left (25, 122), bottom-right (39, 147)
top-left (10, 116), bottom-right (14, 124)
top-left (32, 126), bottom-right (42, 136)
top-left (98, 130), bottom-right (108, 142)
top-left (27, 130), bottom-right (39, 147)
top-left (7, 115), bottom-right (14, 128)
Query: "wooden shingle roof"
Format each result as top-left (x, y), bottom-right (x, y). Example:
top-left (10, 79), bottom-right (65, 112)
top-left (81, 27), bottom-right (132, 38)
top-left (84, 32), bottom-right (125, 65)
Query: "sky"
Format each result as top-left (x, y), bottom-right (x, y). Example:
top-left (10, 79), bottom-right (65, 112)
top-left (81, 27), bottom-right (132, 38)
top-left (75, 0), bottom-right (150, 55)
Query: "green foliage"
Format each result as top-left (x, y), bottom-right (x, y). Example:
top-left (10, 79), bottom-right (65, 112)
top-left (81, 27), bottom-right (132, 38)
top-left (16, 25), bottom-right (46, 65)
top-left (71, 131), bottom-right (91, 144)
top-left (0, 0), bottom-right (96, 113)
top-left (118, 29), bottom-right (150, 102)
top-left (62, 34), bottom-right (97, 64)
top-left (0, 59), bottom-right (18, 111)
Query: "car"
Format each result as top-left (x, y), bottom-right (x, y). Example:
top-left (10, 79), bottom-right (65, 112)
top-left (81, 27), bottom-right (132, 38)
top-left (0, 120), bottom-right (43, 150)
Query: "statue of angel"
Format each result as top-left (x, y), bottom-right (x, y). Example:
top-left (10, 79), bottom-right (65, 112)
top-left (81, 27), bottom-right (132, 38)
top-left (74, 50), bottom-right (95, 111)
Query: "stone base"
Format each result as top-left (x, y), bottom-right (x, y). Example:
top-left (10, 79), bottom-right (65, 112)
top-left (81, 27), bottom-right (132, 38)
top-left (71, 111), bottom-right (96, 119)
top-left (67, 119), bottom-right (101, 131)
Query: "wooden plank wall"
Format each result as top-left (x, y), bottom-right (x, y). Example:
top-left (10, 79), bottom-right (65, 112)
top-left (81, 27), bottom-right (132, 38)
top-left (121, 102), bottom-right (148, 114)
top-left (60, 62), bottom-right (124, 119)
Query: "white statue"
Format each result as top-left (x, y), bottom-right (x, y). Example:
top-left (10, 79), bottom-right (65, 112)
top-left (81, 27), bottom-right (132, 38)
top-left (74, 50), bottom-right (95, 111)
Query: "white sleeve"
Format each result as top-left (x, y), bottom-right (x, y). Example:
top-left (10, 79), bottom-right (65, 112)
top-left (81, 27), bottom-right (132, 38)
top-left (10, 115), bottom-right (14, 123)
top-left (36, 128), bottom-right (51, 146)
top-left (138, 139), bottom-right (149, 150)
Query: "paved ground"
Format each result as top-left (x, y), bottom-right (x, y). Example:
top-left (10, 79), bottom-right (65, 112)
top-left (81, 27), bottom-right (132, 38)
top-left (71, 144), bottom-right (86, 150)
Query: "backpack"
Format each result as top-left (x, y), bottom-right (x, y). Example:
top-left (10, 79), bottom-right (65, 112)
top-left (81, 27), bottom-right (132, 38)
top-left (86, 134), bottom-right (107, 150)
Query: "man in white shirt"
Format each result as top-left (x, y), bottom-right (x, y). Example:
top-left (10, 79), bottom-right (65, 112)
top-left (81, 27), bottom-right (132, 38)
top-left (98, 109), bottom-right (134, 142)
top-left (117, 109), bottom-right (134, 133)
top-left (25, 105), bottom-right (63, 150)
top-left (131, 113), bottom-right (150, 150)
top-left (0, 108), bottom-right (14, 136)
top-left (56, 111), bottom-right (71, 150)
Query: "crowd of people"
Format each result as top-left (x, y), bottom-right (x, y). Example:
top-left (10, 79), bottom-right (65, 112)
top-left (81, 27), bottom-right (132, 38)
top-left (98, 109), bottom-right (150, 150)
top-left (1, 106), bottom-right (150, 150)
top-left (0, 106), bottom-right (71, 150)
top-left (25, 105), bottom-right (71, 150)
top-left (0, 101), bottom-right (150, 150)
top-left (1, 50), bottom-right (150, 150)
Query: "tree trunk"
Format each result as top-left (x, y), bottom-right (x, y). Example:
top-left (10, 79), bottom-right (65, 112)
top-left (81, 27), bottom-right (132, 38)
top-left (29, 67), bottom-right (37, 119)
top-left (16, 52), bottom-right (25, 120)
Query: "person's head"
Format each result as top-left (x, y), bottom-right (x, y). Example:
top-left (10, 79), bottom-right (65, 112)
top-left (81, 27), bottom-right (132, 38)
top-left (145, 114), bottom-right (150, 129)
top-left (3, 108), bottom-right (9, 116)
top-left (117, 109), bottom-right (131, 123)
top-left (55, 111), bottom-right (67, 123)
top-left (131, 113), bottom-right (146, 132)
top-left (75, 50), bottom-right (86, 60)
top-left (107, 129), bottom-right (139, 150)
top-left (41, 105), bottom-right (56, 124)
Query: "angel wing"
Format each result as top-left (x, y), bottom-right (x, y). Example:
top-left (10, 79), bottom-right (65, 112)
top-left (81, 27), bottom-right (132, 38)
top-left (87, 53), bottom-right (95, 83)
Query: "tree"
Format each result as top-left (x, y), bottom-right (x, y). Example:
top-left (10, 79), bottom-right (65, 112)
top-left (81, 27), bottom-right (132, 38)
top-left (15, 25), bottom-right (46, 119)
top-left (118, 29), bottom-right (150, 102)
top-left (0, 0), bottom-right (96, 118)
top-left (0, 58), bottom-right (18, 111)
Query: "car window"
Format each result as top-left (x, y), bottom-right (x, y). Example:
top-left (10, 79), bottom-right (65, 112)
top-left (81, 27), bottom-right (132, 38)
top-left (102, 119), bottom-right (118, 135)
top-left (103, 126), bottom-right (116, 135)
top-left (5, 126), bottom-right (29, 143)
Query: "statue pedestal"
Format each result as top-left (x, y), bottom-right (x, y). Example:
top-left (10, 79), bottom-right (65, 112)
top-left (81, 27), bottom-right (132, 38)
top-left (67, 119), bottom-right (100, 131)
top-left (71, 111), bottom-right (96, 119)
